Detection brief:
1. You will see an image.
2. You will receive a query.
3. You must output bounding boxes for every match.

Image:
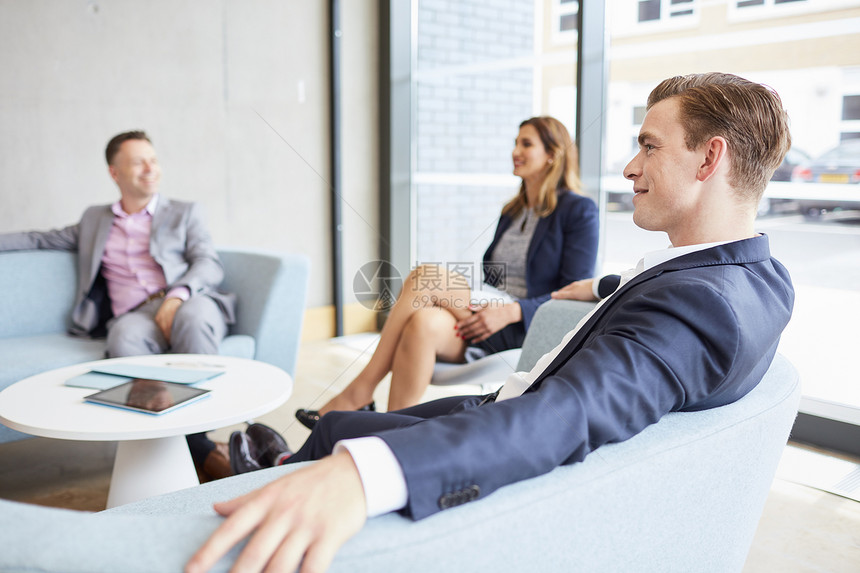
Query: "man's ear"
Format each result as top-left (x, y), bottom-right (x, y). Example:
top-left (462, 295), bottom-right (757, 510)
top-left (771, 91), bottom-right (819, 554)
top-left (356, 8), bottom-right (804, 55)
top-left (108, 165), bottom-right (119, 184)
top-left (697, 136), bottom-right (728, 182)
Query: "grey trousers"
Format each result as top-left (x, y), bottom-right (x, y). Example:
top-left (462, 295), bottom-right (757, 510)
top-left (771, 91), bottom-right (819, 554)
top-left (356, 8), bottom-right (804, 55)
top-left (105, 294), bottom-right (228, 357)
top-left (103, 294), bottom-right (229, 466)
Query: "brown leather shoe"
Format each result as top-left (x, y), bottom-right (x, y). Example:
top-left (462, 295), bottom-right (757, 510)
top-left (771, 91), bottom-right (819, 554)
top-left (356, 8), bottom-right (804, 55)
top-left (200, 441), bottom-right (233, 482)
top-left (246, 423), bottom-right (292, 467)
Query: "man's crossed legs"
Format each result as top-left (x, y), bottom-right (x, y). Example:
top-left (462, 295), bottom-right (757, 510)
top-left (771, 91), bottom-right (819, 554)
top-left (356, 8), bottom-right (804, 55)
top-left (230, 395), bottom-right (485, 473)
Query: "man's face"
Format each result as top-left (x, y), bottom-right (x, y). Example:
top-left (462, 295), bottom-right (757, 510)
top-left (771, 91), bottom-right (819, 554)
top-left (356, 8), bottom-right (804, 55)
top-left (109, 139), bottom-right (161, 201)
top-left (624, 98), bottom-right (706, 244)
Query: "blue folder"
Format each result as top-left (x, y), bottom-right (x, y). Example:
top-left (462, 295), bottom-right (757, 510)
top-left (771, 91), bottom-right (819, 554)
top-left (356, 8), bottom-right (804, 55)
top-left (65, 363), bottom-right (224, 390)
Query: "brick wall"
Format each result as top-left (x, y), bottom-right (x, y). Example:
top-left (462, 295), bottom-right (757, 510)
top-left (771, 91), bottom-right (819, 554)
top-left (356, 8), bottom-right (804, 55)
top-left (414, 0), bottom-right (534, 283)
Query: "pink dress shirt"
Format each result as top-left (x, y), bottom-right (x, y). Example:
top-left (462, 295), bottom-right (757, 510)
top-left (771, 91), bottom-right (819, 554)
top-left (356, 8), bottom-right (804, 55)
top-left (100, 196), bottom-right (189, 317)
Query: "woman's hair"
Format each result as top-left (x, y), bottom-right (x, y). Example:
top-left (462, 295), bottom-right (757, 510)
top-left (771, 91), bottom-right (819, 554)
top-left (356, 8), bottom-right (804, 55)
top-left (502, 116), bottom-right (582, 219)
top-left (647, 72), bottom-right (791, 203)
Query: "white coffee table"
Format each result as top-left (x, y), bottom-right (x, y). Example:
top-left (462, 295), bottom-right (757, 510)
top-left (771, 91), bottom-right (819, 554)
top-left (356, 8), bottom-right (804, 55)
top-left (0, 354), bottom-right (292, 508)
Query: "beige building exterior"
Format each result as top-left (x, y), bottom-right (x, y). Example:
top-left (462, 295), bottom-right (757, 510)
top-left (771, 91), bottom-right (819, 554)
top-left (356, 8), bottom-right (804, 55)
top-left (536, 0), bottom-right (860, 172)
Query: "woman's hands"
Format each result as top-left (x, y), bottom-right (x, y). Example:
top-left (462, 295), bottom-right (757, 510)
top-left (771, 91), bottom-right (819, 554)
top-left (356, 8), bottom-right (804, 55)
top-left (455, 302), bottom-right (522, 343)
top-left (455, 278), bottom-right (598, 344)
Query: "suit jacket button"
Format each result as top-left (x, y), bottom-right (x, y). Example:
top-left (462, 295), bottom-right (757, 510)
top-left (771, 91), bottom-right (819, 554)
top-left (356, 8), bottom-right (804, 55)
top-left (438, 494), bottom-right (454, 509)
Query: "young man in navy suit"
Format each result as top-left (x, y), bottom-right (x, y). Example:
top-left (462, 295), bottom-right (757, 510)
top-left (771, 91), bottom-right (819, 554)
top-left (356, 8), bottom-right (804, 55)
top-left (188, 72), bottom-right (794, 573)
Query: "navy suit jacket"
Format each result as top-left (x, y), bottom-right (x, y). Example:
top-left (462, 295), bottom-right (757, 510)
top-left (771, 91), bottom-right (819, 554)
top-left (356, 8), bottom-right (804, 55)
top-left (380, 235), bottom-right (794, 519)
top-left (483, 190), bottom-right (598, 329)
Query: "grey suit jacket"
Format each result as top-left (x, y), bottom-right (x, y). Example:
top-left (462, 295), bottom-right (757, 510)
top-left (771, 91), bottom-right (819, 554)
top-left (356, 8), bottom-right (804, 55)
top-left (0, 197), bottom-right (236, 335)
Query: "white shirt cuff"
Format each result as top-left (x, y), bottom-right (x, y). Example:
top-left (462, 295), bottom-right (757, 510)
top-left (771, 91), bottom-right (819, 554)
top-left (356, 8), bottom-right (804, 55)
top-left (591, 276), bottom-right (604, 299)
top-left (334, 436), bottom-right (409, 518)
top-left (166, 286), bottom-right (191, 301)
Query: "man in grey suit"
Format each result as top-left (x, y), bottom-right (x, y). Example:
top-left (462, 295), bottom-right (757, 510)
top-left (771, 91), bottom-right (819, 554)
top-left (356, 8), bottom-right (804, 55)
top-left (0, 131), bottom-right (236, 480)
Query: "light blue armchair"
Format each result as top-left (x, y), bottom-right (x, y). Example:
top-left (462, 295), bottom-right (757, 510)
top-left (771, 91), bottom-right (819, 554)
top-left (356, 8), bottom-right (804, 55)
top-left (0, 247), bottom-right (309, 443)
top-left (430, 299), bottom-right (598, 391)
top-left (0, 300), bottom-right (800, 572)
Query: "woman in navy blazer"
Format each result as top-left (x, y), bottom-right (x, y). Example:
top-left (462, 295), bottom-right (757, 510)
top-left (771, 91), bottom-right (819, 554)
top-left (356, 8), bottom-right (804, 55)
top-left (295, 117), bottom-right (598, 427)
top-left (476, 187), bottom-right (598, 349)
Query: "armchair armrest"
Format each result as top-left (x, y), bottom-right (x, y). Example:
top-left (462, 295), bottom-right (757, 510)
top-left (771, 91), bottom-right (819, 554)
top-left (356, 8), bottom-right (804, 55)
top-left (217, 248), bottom-right (309, 376)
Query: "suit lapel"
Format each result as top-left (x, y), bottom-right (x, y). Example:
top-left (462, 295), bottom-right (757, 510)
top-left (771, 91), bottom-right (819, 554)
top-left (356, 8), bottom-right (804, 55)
top-left (88, 210), bottom-right (115, 286)
top-left (493, 215), bottom-right (513, 244)
top-left (149, 197), bottom-right (170, 255)
top-left (529, 265), bottom-right (665, 386)
top-left (484, 215), bottom-right (512, 288)
top-left (526, 235), bottom-right (771, 389)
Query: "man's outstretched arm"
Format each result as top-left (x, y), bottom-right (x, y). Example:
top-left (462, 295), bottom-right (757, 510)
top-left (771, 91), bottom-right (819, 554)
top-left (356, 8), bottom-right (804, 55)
top-left (186, 450), bottom-right (366, 573)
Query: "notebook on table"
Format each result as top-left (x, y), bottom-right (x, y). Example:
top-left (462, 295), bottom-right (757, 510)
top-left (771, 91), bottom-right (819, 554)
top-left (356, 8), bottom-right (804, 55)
top-left (65, 363), bottom-right (224, 390)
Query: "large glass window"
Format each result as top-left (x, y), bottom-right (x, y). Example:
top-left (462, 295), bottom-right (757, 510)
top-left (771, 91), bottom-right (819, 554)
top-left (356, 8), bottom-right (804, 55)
top-left (602, 1), bottom-right (860, 421)
top-left (390, 0), bottom-right (860, 437)
top-left (555, 0), bottom-right (580, 42)
top-left (412, 0), bottom-right (578, 285)
top-left (638, 0), bottom-right (695, 21)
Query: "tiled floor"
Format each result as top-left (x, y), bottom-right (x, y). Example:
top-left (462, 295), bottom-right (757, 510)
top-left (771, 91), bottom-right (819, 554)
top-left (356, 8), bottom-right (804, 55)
top-left (1, 336), bottom-right (858, 572)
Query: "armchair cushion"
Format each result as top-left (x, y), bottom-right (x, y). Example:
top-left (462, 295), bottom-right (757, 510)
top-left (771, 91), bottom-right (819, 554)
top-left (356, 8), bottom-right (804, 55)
top-left (0, 354), bottom-right (800, 572)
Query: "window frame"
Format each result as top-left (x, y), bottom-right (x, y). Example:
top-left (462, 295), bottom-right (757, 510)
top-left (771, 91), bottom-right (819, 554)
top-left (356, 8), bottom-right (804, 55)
top-left (551, 0), bottom-right (580, 45)
top-left (613, 0), bottom-right (700, 37)
top-left (727, 0), bottom-right (858, 22)
top-left (382, 0), bottom-right (860, 458)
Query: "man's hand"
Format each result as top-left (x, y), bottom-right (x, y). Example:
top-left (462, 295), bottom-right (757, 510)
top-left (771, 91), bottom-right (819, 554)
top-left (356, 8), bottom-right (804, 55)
top-left (456, 302), bottom-right (522, 343)
top-left (186, 451), bottom-right (367, 573)
top-left (551, 279), bottom-right (597, 301)
top-left (155, 297), bottom-right (183, 343)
